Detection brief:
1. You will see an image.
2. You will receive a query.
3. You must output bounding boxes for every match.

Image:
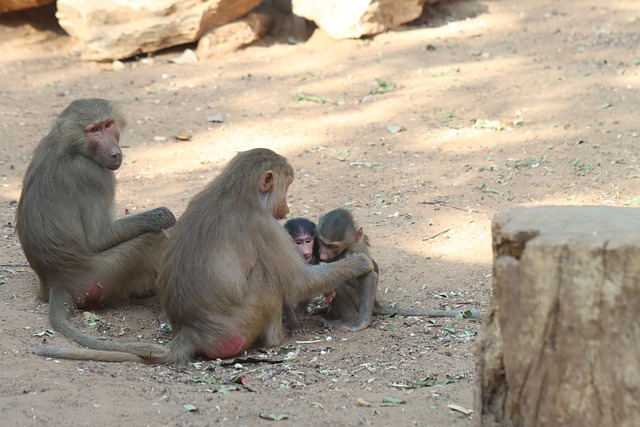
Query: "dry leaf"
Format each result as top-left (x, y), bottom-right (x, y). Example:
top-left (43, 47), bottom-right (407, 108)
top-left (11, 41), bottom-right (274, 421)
top-left (172, 132), bottom-right (192, 141)
top-left (356, 398), bottom-right (371, 407)
top-left (447, 403), bottom-right (473, 415)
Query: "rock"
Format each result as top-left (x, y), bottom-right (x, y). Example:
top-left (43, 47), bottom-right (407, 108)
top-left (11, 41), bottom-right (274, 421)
top-left (292, 0), bottom-right (429, 39)
top-left (169, 49), bottom-right (199, 65)
top-left (196, 11), bottom-right (271, 59)
top-left (111, 60), bottom-right (126, 72)
top-left (56, 0), bottom-right (261, 61)
top-left (0, 0), bottom-right (53, 14)
top-left (256, 0), bottom-right (314, 43)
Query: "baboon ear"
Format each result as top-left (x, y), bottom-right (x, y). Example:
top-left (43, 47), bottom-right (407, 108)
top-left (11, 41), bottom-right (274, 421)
top-left (355, 226), bottom-right (364, 243)
top-left (259, 170), bottom-right (274, 193)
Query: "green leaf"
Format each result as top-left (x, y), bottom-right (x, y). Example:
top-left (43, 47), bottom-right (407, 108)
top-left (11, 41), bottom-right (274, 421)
top-left (184, 404), bottom-right (197, 412)
top-left (386, 124), bottom-right (405, 134)
top-left (259, 413), bottom-right (289, 421)
top-left (514, 157), bottom-right (542, 168)
top-left (192, 377), bottom-right (215, 384)
top-left (414, 375), bottom-right (437, 388)
top-left (292, 93), bottom-right (331, 104)
top-left (624, 196), bottom-right (640, 205)
top-left (461, 309), bottom-right (477, 319)
top-left (479, 183), bottom-right (504, 196)
top-left (472, 118), bottom-right (503, 130)
top-left (389, 382), bottom-right (411, 389)
top-left (83, 312), bottom-right (100, 329)
top-left (440, 372), bottom-right (468, 385)
top-left (382, 396), bottom-right (405, 406)
top-left (369, 78), bottom-right (395, 95)
top-left (216, 385), bottom-right (240, 394)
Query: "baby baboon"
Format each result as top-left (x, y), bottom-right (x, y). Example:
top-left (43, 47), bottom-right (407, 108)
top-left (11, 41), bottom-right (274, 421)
top-left (317, 208), bottom-right (479, 331)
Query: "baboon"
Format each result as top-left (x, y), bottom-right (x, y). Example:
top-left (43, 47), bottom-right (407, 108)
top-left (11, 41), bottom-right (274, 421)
top-left (17, 98), bottom-right (176, 357)
top-left (316, 208), bottom-right (478, 332)
top-left (34, 148), bottom-right (373, 363)
top-left (282, 217), bottom-right (319, 331)
top-left (284, 217), bottom-right (319, 264)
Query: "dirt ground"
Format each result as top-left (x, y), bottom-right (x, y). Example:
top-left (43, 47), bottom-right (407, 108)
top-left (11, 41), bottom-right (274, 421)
top-left (0, 0), bottom-right (638, 425)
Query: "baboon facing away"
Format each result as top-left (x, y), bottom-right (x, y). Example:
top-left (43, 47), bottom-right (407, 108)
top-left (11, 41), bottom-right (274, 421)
top-left (17, 98), bottom-right (176, 357)
top-left (316, 208), bottom-right (479, 331)
top-left (34, 148), bottom-right (374, 364)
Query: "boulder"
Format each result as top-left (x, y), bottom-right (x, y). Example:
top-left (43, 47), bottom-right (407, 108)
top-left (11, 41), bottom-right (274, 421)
top-left (292, 0), bottom-right (429, 39)
top-left (0, 0), bottom-right (53, 14)
top-left (197, 11), bottom-right (272, 59)
top-left (56, 0), bottom-right (261, 61)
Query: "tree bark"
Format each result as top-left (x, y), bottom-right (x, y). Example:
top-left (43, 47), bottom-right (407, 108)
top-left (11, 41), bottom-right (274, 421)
top-left (475, 206), bottom-right (640, 427)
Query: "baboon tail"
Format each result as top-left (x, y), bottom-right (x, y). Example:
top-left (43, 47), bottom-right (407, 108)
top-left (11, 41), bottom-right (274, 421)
top-left (33, 345), bottom-right (159, 364)
top-left (46, 288), bottom-right (166, 358)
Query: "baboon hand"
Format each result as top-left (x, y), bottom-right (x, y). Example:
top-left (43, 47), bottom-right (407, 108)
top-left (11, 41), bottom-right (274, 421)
top-left (146, 207), bottom-right (177, 231)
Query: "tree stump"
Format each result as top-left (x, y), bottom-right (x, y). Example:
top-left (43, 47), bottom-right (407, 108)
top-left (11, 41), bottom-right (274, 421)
top-left (475, 206), bottom-right (640, 427)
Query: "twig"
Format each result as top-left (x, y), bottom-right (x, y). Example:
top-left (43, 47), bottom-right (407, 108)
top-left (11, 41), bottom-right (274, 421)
top-left (422, 228), bottom-right (451, 241)
top-left (420, 200), bottom-right (468, 212)
top-left (295, 339), bottom-right (323, 344)
top-left (349, 162), bottom-right (383, 167)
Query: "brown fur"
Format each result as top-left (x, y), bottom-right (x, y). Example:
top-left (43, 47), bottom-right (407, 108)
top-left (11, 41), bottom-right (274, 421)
top-left (317, 208), bottom-right (479, 332)
top-left (17, 98), bottom-right (176, 358)
top-left (34, 148), bottom-right (373, 364)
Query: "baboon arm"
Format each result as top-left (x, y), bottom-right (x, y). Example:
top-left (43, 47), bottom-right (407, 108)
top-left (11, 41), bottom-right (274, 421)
top-left (343, 271), bottom-right (377, 332)
top-left (91, 207), bottom-right (175, 252)
top-left (289, 253), bottom-right (374, 302)
top-left (283, 302), bottom-right (303, 331)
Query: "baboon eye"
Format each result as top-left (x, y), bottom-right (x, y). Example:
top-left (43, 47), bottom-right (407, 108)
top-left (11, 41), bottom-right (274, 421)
top-left (90, 127), bottom-right (100, 133)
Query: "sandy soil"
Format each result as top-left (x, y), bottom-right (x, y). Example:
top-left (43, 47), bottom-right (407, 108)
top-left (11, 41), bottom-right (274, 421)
top-left (0, 0), bottom-right (638, 425)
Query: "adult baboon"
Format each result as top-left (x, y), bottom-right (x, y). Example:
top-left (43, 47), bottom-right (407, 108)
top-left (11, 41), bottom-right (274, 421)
top-left (17, 98), bottom-right (175, 357)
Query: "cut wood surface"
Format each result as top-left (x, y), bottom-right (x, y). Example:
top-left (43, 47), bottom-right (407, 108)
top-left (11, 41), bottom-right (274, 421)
top-left (476, 206), bottom-right (640, 427)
